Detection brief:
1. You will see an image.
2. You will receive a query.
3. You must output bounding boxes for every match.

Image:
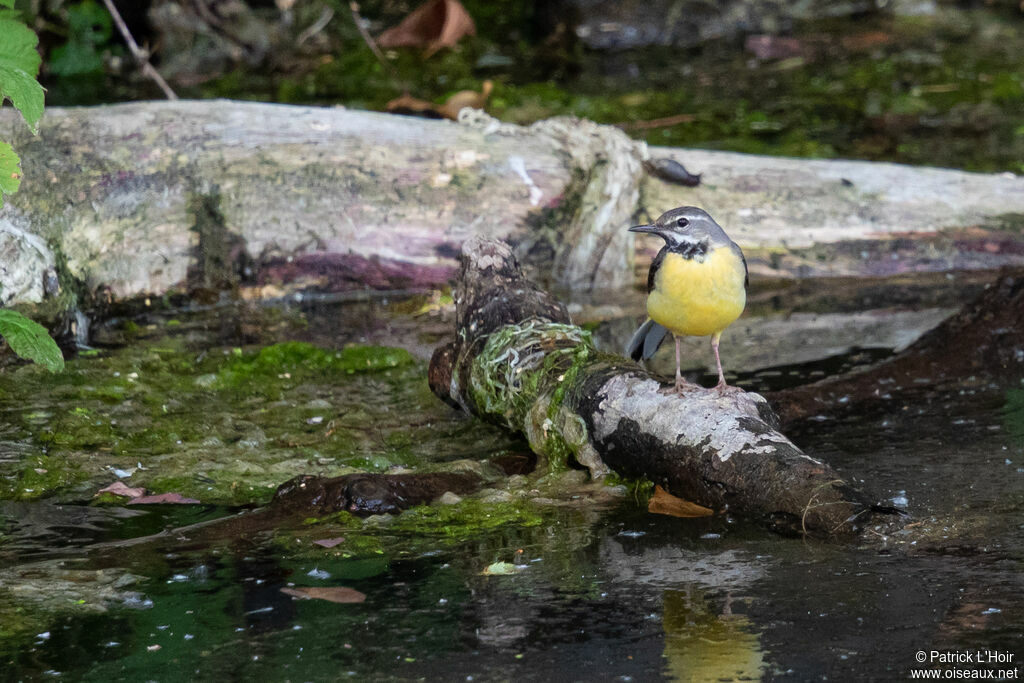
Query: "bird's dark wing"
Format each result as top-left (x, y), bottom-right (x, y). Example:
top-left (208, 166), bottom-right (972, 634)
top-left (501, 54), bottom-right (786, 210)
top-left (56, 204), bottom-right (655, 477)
top-left (647, 245), bottom-right (669, 293)
top-left (731, 242), bottom-right (749, 288)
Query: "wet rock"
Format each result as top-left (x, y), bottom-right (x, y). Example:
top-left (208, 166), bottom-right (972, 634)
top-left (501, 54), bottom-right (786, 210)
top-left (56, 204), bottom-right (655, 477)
top-left (0, 211), bottom-right (55, 305)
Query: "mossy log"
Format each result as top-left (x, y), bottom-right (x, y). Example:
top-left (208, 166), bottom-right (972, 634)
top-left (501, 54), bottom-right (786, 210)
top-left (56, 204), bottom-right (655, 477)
top-left (429, 237), bottom-right (900, 536)
top-left (3, 101), bottom-right (1024, 309)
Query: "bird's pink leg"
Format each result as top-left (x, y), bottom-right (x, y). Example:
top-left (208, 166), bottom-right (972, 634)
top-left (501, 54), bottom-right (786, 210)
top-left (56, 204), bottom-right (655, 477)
top-left (711, 332), bottom-right (731, 392)
top-left (674, 335), bottom-right (694, 394)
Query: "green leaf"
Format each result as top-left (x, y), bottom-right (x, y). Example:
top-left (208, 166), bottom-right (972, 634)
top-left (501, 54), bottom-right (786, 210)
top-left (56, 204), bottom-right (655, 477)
top-left (0, 309), bottom-right (64, 373)
top-left (0, 17), bottom-right (44, 132)
top-left (0, 140), bottom-right (21, 203)
top-left (0, 1), bottom-right (15, 9)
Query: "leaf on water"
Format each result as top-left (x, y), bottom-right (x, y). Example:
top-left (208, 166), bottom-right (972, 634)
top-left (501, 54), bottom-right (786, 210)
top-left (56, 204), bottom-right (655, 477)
top-left (126, 492), bottom-right (201, 505)
top-left (96, 481), bottom-right (146, 499)
top-left (377, 0), bottom-right (476, 58)
top-left (648, 485), bottom-right (715, 518)
top-left (0, 17), bottom-right (45, 132)
top-left (0, 309), bottom-right (65, 372)
top-left (313, 537), bottom-right (346, 548)
top-left (280, 586), bottom-right (366, 603)
top-left (481, 561), bottom-right (523, 576)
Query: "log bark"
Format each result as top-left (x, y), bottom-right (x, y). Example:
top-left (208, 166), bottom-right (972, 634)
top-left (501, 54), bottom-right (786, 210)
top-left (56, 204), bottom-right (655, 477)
top-left (3, 101), bottom-right (1024, 308)
top-left (429, 237), bottom-right (901, 536)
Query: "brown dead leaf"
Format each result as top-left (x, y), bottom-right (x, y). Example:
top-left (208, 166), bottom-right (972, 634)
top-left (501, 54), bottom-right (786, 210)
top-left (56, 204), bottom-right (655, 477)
top-left (377, 0), bottom-right (476, 58)
top-left (385, 93), bottom-right (445, 118)
top-left (96, 481), bottom-right (146, 499)
top-left (648, 485), bottom-right (715, 518)
top-left (437, 80), bottom-right (492, 119)
top-left (313, 537), bottom-right (346, 548)
top-left (281, 586), bottom-right (366, 603)
top-left (387, 81), bottom-right (491, 120)
top-left (127, 492), bottom-right (201, 505)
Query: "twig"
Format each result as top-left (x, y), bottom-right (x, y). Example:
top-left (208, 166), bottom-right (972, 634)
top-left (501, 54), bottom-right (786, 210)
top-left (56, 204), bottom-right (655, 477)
top-left (616, 113), bottom-right (696, 131)
top-left (100, 0), bottom-right (178, 100)
top-left (297, 6), bottom-right (335, 46)
top-left (348, 2), bottom-right (390, 69)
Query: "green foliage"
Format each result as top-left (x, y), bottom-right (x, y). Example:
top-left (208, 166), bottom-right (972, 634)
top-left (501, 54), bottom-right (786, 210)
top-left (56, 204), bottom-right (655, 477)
top-left (49, 0), bottom-right (113, 77)
top-left (0, 309), bottom-right (64, 372)
top-left (0, 5), bottom-right (43, 207)
top-left (0, 15), bottom-right (43, 132)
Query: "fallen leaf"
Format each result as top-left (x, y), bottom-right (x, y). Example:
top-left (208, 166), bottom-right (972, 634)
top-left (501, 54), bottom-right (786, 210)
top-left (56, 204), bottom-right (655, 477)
top-left (280, 586), bottom-right (366, 603)
top-left (96, 481), bottom-right (146, 499)
top-left (481, 561), bottom-right (523, 576)
top-left (127, 493), bottom-right (201, 505)
top-left (386, 81), bottom-right (491, 121)
top-left (437, 80), bottom-right (492, 119)
top-left (313, 537), bottom-right (346, 548)
top-left (385, 93), bottom-right (445, 118)
top-left (378, 0), bottom-right (476, 58)
top-left (648, 485), bottom-right (715, 518)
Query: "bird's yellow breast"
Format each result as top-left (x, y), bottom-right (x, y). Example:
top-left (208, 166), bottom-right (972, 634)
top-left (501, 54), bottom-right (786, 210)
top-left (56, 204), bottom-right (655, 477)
top-left (647, 247), bottom-right (746, 338)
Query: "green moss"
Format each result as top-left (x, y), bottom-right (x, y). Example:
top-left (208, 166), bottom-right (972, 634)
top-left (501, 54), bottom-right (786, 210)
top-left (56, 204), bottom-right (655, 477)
top-left (214, 341), bottom-right (414, 388)
top-left (604, 473), bottom-right (654, 504)
top-left (285, 498), bottom-right (546, 561)
top-left (2, 454), bottom-right (86, 500)
top-left (988, 213), bottom-right (1024, 234)
top-left (0, 334), bottom-right (519, 504)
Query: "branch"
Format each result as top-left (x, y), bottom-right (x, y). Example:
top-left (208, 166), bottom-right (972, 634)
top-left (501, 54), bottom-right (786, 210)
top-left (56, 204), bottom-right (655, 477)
top-left (100, 0), bottom-right (178, 101)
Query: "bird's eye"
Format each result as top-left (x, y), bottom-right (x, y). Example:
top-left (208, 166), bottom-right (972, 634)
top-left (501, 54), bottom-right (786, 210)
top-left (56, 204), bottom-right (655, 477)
top-left (676, 217), bottom-right (689, 228)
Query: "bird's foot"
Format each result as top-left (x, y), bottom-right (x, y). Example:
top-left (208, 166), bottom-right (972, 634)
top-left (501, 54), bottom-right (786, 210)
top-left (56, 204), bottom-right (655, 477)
top-left (673, 377), bottom-right (698, 395)
top-left (714, 380), bottom-right (744, 396)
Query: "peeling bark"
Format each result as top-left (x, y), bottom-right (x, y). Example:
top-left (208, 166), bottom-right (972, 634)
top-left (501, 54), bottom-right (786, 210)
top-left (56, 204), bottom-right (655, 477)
top-left (430, 237), bottom-right (901, 536)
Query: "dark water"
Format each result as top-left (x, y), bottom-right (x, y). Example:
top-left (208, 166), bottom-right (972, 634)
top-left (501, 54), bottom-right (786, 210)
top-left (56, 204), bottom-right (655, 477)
top-left (1, 280), bottom-right (1022, 681)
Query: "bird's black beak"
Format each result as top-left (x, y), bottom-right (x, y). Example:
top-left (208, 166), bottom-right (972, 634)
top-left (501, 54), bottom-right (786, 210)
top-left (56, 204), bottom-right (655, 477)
top-left (629, 223), bottom-right (658, 234)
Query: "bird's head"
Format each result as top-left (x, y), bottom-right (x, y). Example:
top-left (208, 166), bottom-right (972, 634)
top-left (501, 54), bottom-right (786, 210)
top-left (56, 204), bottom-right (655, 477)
top-left (629, 206), bottom-right (726, 248)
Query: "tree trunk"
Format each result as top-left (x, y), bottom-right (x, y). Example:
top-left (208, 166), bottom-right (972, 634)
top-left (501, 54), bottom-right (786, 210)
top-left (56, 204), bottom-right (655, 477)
top-left (429, 237), bottom-right (902, 536)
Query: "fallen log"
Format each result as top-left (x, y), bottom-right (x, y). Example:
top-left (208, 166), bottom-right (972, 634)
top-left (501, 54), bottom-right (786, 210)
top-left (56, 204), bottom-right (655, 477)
top-left (429, 237), bottom-right (901, 536)
top-left (3, 101), bottom-right (1024, 309)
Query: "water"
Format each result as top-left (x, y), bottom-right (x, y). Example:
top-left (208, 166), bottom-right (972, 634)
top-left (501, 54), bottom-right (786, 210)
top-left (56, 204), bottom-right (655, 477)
top-left (1, 275), bottom-right (1022, 681)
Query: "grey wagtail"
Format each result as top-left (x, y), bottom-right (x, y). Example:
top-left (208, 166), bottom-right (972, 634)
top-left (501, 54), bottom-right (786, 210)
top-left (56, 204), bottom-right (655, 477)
top-left (626, 206), bottom-right (748, 393)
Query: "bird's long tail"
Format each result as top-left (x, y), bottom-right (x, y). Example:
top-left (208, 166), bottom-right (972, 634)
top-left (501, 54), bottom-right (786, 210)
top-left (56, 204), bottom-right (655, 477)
top-left (626, 318), bottom-right (669, 361)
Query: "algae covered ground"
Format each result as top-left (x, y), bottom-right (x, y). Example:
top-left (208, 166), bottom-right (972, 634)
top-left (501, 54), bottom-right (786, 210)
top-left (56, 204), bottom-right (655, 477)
top-left (0, 317), bottom-right (521, 506)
